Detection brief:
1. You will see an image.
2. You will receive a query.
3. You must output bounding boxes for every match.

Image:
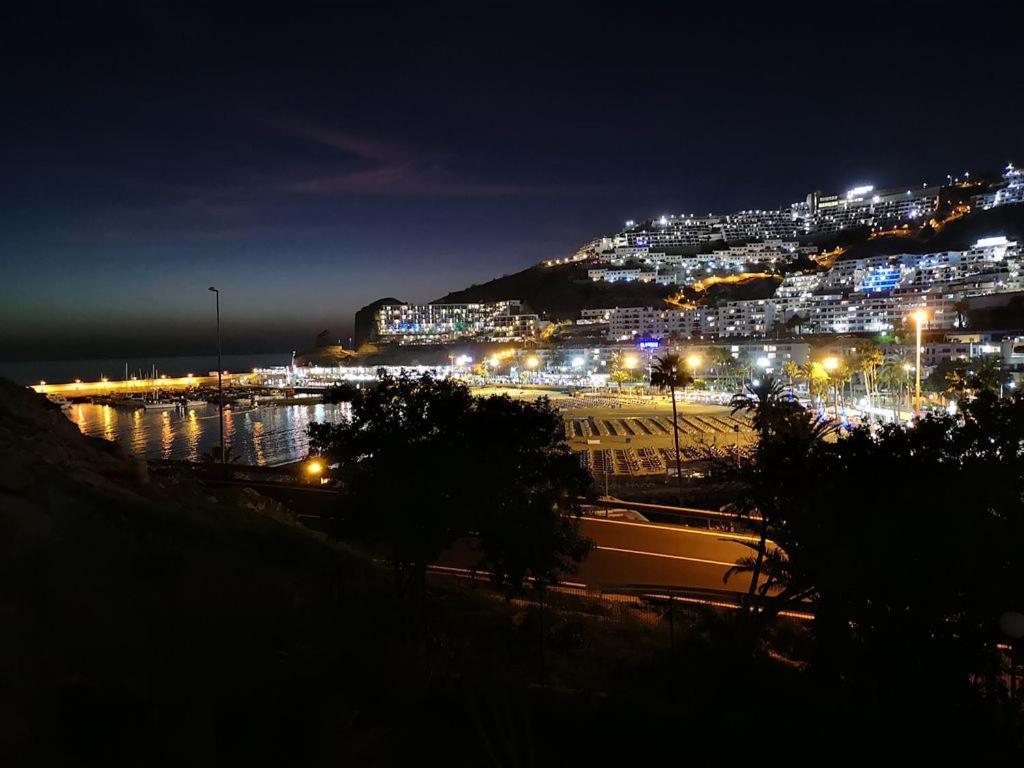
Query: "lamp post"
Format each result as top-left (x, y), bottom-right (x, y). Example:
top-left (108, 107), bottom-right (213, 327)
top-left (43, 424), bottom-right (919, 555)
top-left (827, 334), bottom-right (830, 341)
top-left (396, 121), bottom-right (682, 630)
top-left (912, 310), bottom-right (927, 417)
top-left (823, 356), bottom-right (840, 419)
top-left (686, 354), bottom-right (701, 388)
top-left (208, 287), bottom-right (224, 463)
top-left (902, 362), bottom-right (913, 422)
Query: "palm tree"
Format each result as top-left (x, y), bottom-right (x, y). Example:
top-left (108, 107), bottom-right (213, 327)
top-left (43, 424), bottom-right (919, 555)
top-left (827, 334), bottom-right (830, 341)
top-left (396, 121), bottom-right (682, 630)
top-left (855, 344), bottom-right (883, 407)
top-left (784, 312), bottom-right (807, 335)
top-left (650, 352), bottom-right (693, 503)
top-left (729, 377), bottom-right (832, 602)
top-left (953, 299), bottom-right (969, 329)
top-left (730, 376), bottom-right (788, 436)
top-left (877, 358), bottom-right (906, 422)
top-left (782, 360), bottom-right (800, 391)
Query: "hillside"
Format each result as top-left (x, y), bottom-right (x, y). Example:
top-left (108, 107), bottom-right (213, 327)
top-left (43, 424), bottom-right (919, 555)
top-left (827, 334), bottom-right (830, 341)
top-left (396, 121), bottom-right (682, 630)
top-left (434, 205), bottom-right (1024, 318)
top-left (0, 378), bottom-right (780, 763)
top-left (836, 202), bottom-right (1024, 261)
top-left (434, 261), bottom-right (674, 319)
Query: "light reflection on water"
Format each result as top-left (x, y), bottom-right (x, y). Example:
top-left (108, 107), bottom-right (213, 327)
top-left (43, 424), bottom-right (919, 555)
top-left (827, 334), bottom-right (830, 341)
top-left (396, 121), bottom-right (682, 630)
top-left (66, 402), bottom-right (350, 466)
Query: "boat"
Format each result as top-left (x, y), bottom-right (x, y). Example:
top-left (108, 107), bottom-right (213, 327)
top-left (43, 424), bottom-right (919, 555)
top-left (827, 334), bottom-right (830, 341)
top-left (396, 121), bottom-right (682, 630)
top-left (47, 395), bottom-right (74, 412)
top-left (142, 399), bottom-right (178, 410)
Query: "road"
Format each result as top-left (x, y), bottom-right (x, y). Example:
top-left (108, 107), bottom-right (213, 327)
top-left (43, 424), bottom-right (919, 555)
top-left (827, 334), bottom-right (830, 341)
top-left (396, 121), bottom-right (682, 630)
top-left (578, 516), bottom-right (759, 593)
top-left (168, 461), bottom-right (766, 595)
top-left (440, 515), bottom-right (767, 595)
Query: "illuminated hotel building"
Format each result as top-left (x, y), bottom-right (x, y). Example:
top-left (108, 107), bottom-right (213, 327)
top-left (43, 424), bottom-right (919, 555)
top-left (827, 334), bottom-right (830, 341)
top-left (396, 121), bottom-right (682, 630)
top-left (375, 300), bottom-right (540, 345)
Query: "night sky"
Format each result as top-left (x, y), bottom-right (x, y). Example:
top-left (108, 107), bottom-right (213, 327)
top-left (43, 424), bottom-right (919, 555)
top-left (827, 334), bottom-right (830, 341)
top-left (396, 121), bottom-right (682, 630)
top-left (2, 2), bottom-right (1021, 361)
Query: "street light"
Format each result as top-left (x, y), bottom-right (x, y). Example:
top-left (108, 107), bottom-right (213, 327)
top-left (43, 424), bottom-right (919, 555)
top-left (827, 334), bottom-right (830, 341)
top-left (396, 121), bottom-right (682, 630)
top-left (902, 362), bottom-right (913, 419)
top-left (209, 286), bottom-right (225, 463)
top-left (623, 354), bottom-right (639, 369)
top-left (911, 309), bottom-right (927, 417)
top-left (823, 357), bottom-right (840, 418)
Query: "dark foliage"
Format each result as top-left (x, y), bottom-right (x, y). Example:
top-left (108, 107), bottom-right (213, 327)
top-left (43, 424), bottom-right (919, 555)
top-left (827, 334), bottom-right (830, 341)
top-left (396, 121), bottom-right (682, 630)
top-left (309, 373), bottom-right (593, 592)
top-left (730, 387), bottom-right (1024, 722)
top-left (321, 380), bottom-right (362, 403)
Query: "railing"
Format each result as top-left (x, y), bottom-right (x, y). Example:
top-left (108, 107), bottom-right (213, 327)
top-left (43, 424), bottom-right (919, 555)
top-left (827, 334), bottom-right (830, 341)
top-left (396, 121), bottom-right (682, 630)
top-left (584, 496), bottom-right (760, 532)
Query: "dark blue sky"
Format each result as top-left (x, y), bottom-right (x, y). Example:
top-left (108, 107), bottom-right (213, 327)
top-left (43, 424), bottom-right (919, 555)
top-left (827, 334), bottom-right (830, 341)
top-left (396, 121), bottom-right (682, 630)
top-left (1, 2), bottom-right (1020, 360)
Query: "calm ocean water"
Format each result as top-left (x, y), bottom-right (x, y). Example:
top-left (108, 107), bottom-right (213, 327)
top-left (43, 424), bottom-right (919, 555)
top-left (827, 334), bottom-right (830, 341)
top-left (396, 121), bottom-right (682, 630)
top-left (0, 353), bottom-right (294, 386)
top-left (66, 401), bottom-right (351, 466)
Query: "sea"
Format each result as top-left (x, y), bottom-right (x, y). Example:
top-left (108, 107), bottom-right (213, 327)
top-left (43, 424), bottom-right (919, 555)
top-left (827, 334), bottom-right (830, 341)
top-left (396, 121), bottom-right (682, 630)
top-left (1, 353), bottom-right (348, 466)
top-left (64, 401), bottom-right (351, 466)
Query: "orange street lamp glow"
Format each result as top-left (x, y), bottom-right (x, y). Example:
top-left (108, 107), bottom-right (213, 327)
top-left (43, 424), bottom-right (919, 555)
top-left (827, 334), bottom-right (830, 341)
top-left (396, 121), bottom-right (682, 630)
top-left (526, 356), bottom-right (540, 369)
top-left (911, 310), bottom-right (927, 417)
top-left (823, 356), bottom-right (839, 371)
top-left (624, 354), bottom-right (639, 369)
top-left (686, 354), bottom-right (701, 370)
top-left (306, 460), bottom-right (323, 476)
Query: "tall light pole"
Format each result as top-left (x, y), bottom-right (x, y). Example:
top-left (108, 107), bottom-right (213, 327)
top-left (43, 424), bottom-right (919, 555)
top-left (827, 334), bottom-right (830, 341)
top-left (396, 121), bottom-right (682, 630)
top-left (209, 286), bottom-right (224, 463)
top-left (902, 362), bottom-right (913, 421)
top-left (823, 356), bottom-right (840, 419)
top-left (912, 310), bottom-right (927, 418)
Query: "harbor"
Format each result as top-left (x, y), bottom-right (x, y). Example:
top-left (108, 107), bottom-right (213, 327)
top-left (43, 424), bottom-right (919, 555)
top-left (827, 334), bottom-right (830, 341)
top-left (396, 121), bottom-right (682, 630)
top-left (66, 400), bottom-right (351, 466)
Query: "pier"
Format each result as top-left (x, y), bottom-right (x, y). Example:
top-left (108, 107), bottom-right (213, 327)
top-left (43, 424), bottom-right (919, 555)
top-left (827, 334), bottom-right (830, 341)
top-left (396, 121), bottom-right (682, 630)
top-left (32, 373), bottom-right (248, 399)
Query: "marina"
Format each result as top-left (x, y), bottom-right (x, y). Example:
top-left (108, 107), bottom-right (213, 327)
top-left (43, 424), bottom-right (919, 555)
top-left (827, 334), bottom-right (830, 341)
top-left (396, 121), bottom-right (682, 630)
top-left (66, 401), bottom-right (351, 466)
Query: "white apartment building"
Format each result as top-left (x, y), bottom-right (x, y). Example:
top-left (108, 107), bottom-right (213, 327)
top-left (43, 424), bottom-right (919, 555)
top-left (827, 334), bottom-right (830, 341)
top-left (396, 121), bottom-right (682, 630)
top-left (796, 185), bottom-right (940, 234)
top-left (587, 267), bottom-right (658, 283)
top-left (376, 300), bottom-right (538, 345)
top-left (974, 164), bottom-right (1024, 210)
top-left (599, 301), bottom-right (776, 341)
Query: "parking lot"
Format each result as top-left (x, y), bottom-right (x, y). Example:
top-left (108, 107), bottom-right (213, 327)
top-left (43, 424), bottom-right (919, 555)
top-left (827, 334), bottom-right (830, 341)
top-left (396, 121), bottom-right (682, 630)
top-left (557, 397), bottom-right (755, 478)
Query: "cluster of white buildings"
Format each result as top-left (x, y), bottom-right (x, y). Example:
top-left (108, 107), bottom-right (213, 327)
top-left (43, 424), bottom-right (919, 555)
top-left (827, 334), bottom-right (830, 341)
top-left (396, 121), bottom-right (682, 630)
top-left (973, 164), bottom-right (1024, 209)
top-left (587, 239), bottom-right (811, 287)
top-left (589, 237), bottom-right (1022, 340)
top-left (375, 300), bottom-right (544, 345)
top-left (576, 164), bottom-right (1022, 280)
top-left (610, 184), bottom-right (943, 252)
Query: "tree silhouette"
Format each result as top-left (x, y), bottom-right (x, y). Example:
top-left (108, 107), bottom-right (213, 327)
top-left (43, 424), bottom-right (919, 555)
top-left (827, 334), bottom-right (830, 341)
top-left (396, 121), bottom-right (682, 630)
top-left (724, 389), bottom-right (1024, 712)
top-left (650, 352), bottom-right (693, 502)
top-left (309, 373), bottom-right (592, 594)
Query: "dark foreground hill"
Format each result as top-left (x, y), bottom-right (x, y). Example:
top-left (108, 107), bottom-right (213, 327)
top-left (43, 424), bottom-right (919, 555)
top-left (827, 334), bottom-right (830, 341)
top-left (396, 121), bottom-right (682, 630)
top-left (0, 379), bottom-right (1012, 763)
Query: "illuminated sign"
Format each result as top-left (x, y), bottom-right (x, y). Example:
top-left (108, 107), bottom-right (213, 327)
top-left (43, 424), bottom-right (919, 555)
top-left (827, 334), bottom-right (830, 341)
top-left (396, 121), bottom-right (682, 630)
top-left (636, 338), bottom-right (660, 350)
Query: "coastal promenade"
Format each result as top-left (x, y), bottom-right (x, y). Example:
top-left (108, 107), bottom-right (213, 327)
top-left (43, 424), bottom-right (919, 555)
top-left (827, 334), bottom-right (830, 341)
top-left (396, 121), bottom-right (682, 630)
top-left (32, 373), bottom-right (247, 398)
